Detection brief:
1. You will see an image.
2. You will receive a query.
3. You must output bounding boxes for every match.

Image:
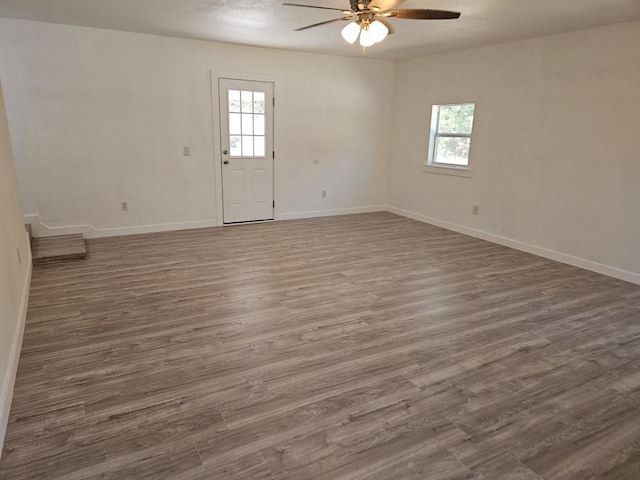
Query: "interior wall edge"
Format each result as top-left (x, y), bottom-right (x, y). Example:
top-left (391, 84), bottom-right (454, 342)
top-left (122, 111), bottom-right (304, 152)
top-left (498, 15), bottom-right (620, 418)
top-left (386, 205), bottom-right (640, 286)
top-left (0, 232), bottom-right (32, 461)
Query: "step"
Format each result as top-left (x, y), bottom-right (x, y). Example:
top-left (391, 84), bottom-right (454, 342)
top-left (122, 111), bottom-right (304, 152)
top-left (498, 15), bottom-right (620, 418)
top-left (31, 234), bottom-right (87, 264)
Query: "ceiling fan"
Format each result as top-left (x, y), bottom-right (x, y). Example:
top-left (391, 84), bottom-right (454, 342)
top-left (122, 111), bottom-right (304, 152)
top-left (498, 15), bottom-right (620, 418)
top-left (283, 0), bottom-right (461, 47)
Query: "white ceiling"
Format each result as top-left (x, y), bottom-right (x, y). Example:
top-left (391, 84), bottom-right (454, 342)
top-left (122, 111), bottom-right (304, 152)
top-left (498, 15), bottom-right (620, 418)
top-left (0, 0), bottom-right (639, 60)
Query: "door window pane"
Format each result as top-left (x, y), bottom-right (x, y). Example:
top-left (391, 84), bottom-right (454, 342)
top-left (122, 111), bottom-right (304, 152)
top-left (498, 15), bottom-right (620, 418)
top-left (230, 136), bottom-right (241, 156)
top-left (242, 136), bottom-right (254, 156)
top-left (229, 113), bottom-right (241, 135)
top-left (254, 114), bottom-right (265, 135)
top-left (228, 90), bottom-right (241, 112)
top-left (241, 114), bottom-right (254, 135)
top-left (241, 91), bottom-right (253, 113)
top-left (254, 92), bottom-right (265, 114)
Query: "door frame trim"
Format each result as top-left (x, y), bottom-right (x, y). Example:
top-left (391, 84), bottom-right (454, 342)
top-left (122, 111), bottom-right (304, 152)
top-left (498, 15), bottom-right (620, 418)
top-left (209, 70), bottom-right (279, 226)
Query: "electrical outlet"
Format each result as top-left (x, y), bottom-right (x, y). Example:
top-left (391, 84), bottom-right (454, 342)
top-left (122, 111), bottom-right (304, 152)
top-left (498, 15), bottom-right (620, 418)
top-left (17, 248), bottom-right (21, 264)
top-left (322, 190), bottom-right (327, 199)
top-left (472, 205), bottom-right (480, 215)
top-left (183, 146), bottom-right (191, 157)
top-left (121, 201), bottom-right (128, 211)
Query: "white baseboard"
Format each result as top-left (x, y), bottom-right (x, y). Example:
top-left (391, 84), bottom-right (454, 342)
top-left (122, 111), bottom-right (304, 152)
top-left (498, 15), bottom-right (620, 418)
top-left (24, 216), bottom-right (220, 239)
top-left (0, 233), bottom-right (32, 460)
top-left (25, 207), bottom-right (387, 238)
top-left (25, 206), bottom-right (386, 239)
top-left (386, 205), bottom-right (640, 286)
top-left (277, 205), bottom-right (385, 221)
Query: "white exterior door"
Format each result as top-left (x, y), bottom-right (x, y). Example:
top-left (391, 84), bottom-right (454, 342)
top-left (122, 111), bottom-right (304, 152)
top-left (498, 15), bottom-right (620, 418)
top-left (219, 78), bottom-right (274, 223)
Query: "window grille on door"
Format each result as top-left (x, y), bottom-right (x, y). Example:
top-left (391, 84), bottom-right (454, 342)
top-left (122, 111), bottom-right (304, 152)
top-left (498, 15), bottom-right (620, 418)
top-left (227, 90), bottom-right (266, 157)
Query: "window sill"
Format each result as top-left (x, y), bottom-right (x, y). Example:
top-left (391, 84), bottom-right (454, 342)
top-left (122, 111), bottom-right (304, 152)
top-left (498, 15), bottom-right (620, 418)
top-left (422, 165), bottom-right (473, 178)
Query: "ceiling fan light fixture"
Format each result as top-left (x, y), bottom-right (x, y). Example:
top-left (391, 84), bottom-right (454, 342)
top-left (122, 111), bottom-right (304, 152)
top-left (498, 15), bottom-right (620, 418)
top-left (341, 21), bottom-right (360, 44)
top-left (359, 24), bottom-right (376, 47)
top-left (368, 20), bottom-right (388, 43)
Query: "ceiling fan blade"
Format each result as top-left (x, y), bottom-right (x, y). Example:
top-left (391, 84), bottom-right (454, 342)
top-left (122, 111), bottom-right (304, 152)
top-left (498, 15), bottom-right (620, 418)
top-left (283, 3), bottom-right (351, 13)
top-left (387, 9), bottom-right (461, 20)
top-left (295, 16), bottom-right (354, 31)
top-left (368, 0), bottom-right (406, 11)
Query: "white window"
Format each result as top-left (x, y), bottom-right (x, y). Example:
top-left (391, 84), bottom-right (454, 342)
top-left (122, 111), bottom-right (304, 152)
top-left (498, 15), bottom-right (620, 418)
top-left (427, 103), bottom-right (475, 169)
top-left (227, 89), bottom-right (266, 158)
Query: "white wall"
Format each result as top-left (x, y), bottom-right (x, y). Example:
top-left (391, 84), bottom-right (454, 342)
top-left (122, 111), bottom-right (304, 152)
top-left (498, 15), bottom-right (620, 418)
top-left (0, 78), bottom-right (31, 459)
top-left (388, 21), bottom-right (640, 282)
top-left (0, 19), bottom-right (394, 236)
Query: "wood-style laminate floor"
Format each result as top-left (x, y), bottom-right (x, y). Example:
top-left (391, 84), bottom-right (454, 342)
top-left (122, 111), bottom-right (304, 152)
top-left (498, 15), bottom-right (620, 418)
top-left (31, 234), bottom-right (87, 264)
top-left (2, 212), bottom-right (640, 479)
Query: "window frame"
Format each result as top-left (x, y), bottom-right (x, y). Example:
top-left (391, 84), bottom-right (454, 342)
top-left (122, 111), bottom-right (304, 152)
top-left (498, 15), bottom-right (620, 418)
top-left (426, 103), bottom-right (475, 174)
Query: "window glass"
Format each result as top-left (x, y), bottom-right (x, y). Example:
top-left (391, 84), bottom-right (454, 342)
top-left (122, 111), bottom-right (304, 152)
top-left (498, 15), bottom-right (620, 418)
top-left (227, 89), bottom-right (268, 157)
top-left (428, 104), bottom-right (475, 167)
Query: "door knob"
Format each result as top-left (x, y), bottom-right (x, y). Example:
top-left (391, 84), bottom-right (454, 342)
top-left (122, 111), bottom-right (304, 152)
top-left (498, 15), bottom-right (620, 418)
top-left (223, 159), bottom-right (229, 165)
top-left (223, 149), bottom-right (228, 155)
